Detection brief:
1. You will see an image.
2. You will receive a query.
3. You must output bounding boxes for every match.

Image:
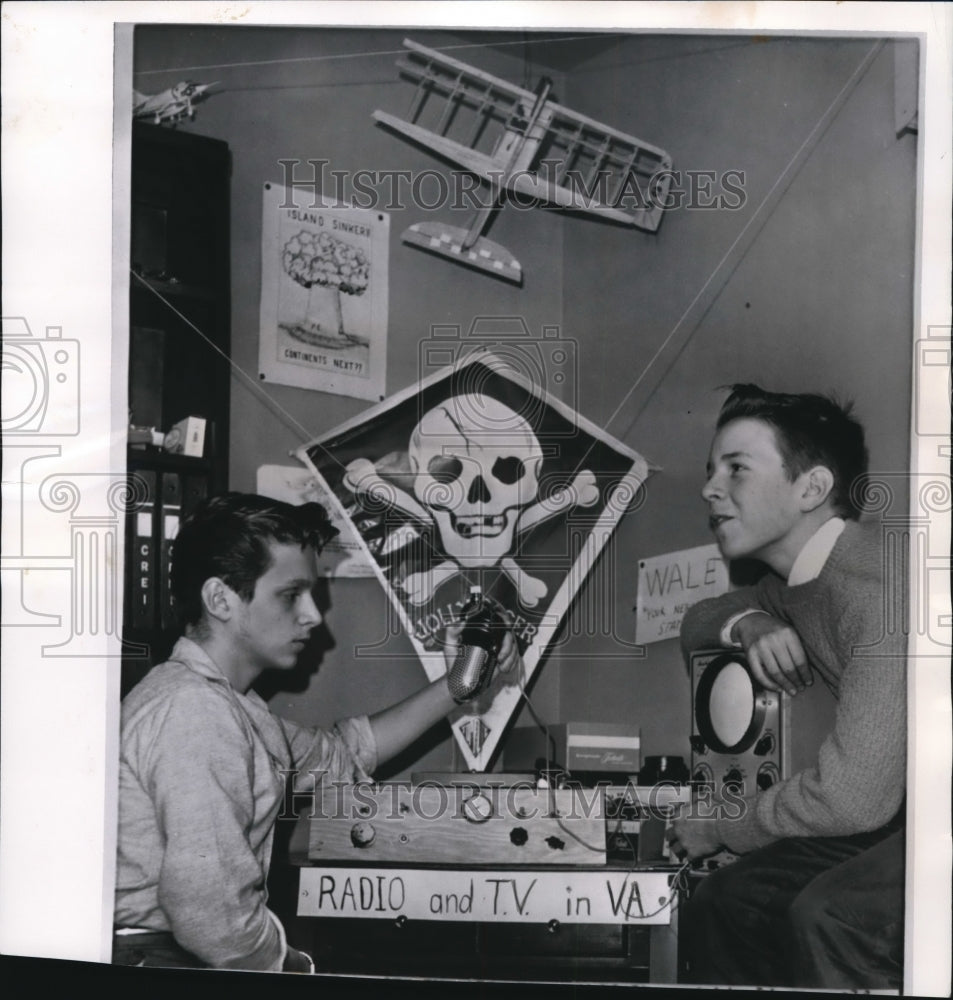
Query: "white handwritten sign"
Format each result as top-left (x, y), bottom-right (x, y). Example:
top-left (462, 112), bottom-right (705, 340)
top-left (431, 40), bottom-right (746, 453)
top-left (298, 867), bottom-right (675, 925)
top-left (635, 543), bottom-right (729, 645)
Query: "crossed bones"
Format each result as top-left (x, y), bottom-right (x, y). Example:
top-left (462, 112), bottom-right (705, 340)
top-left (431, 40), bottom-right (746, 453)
top-left (343, 457), bottom-right (600, 606)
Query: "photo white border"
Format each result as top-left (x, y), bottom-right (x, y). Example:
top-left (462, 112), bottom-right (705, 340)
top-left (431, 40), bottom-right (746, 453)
top-left (2, 3), bottom-right (949, 994)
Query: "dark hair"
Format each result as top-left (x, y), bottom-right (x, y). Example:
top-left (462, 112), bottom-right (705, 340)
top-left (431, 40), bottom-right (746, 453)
top-left (170, 492), bottom-right (338, 627)
top-left (716, 383), bottom-right (869, 519)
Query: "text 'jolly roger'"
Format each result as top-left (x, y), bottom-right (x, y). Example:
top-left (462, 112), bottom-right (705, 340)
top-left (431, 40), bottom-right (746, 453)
top-left (343, 394), bottom-right (600, 607)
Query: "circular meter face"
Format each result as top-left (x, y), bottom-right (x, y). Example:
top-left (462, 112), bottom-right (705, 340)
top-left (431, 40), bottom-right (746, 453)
top-left (462, 792), bottom-right (494, 824)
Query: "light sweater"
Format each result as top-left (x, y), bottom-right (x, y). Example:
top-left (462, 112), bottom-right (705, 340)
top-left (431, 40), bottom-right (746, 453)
top-left (114, 637), bottom-right (378, 969)
top-left (681, 518), bottom-right (906, 855)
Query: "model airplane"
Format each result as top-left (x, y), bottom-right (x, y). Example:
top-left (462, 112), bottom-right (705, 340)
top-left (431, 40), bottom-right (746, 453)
top-left (133, 80), bottom-right (218, 126)
top-left (373, 39), bottom-right (673, 284)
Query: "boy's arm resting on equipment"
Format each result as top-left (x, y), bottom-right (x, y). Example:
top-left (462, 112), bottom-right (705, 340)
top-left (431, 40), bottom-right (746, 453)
top-left (142, 688), bottom-right (287, 971)
top-left (675, 571), bottom-right (904, 856)
top-left (680, 585), bottom-right (767, 658)
top-left (731, 611), bottom-right (812, 695)
top-left (681, 582), bottom-right (810, 694)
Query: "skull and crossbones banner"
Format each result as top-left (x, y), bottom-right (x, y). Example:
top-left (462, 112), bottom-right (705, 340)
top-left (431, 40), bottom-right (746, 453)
top-left (294, 352), bottom-right (654, 770)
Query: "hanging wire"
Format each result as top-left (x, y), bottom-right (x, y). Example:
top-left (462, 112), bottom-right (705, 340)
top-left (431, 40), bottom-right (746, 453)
top-left (516, 664), bottom-right (559, 768)
top-left (606, 38), bottom-right (886, 445)
top-left (133, 33), bottom-right (622, 79)
top-left (566, 39), bottom-right (886, 474)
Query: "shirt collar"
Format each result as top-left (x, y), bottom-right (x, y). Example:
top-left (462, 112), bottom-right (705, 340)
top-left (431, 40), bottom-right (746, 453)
top-left (167, 635), bottom-right (230, 684)
top-left (787, 517), bottom-right (846, 585)
top-left (167, 636), bottom-right (271, 709)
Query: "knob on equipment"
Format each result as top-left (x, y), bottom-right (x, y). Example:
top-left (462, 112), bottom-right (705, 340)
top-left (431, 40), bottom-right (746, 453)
top-left (723, 767), bottom-right (744, 792)
top-left (350, 821), bottom-right (376, 848)
top-left (757, 762), bottom-right (781, 790)
top-left (692, 763), bottom-right (714, 785)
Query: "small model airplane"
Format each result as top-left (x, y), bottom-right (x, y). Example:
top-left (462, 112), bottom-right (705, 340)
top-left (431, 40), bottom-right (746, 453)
top-left (133, 80), bottom-right (218, 126)
top-left (373, 39), bottom-right (673, 284)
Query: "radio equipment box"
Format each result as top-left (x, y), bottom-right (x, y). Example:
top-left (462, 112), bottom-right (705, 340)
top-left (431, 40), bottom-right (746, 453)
top-left (308, 782), bottom-right (607, 866)
top-left (604, 784), bottom-right (690, 864)
top-left (504, 723), bottom-right (641, 778)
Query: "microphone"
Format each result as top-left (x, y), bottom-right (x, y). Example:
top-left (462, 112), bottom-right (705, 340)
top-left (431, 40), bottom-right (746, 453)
top-left (448, 586), bottom-right (504, 704)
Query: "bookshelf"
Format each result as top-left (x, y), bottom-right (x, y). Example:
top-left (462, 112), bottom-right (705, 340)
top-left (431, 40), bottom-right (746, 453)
top-left (122, 122), bottom-right (231, 696)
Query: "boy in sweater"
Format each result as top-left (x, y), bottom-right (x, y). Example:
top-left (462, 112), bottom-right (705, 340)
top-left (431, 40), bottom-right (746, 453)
top-left (668, 384), bottom-right (906, 989)
top-left (113, 493), bottom-right (520, 972)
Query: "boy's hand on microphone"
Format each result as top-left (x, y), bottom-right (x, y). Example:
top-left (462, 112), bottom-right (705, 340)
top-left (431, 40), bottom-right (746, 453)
top-left (445, 615), bottom-right (522, 705)
top-left (494, 616), bottom-right (522, 684)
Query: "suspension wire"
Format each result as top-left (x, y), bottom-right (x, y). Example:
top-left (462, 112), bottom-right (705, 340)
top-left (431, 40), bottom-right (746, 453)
top-left (133, 33), bottom-right (627, 78)
top-left (604, 39), bottom-right (886, 449)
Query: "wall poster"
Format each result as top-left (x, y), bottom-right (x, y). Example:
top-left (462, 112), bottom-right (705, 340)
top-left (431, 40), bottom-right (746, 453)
top-left (294, 351), bottom-right (654, 770)
top-left (258, 183), bottom-right (389, 401)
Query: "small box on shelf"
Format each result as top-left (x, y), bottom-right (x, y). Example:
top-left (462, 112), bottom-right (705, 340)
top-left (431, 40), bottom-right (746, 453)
top-left (163, 415), bottom-right (207, 458)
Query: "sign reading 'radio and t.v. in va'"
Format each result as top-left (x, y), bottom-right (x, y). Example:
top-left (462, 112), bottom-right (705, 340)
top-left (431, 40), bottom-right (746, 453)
top-left (635, 543), bottom-right (729, 645)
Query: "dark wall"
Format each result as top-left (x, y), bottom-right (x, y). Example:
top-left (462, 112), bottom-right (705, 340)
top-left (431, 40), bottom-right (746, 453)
top-left (133, 28), bottom-right (916, 775)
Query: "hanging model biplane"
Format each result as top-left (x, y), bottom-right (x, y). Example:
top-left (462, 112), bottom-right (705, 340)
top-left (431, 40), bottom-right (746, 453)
top-left (133, 80), bottom-right (218, 126)
top-left (372, 39), bottom-right (674, 284)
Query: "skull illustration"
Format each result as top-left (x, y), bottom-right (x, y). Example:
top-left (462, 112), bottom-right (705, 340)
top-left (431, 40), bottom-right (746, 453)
top-left (408, 395), bottom-right (543, 568)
